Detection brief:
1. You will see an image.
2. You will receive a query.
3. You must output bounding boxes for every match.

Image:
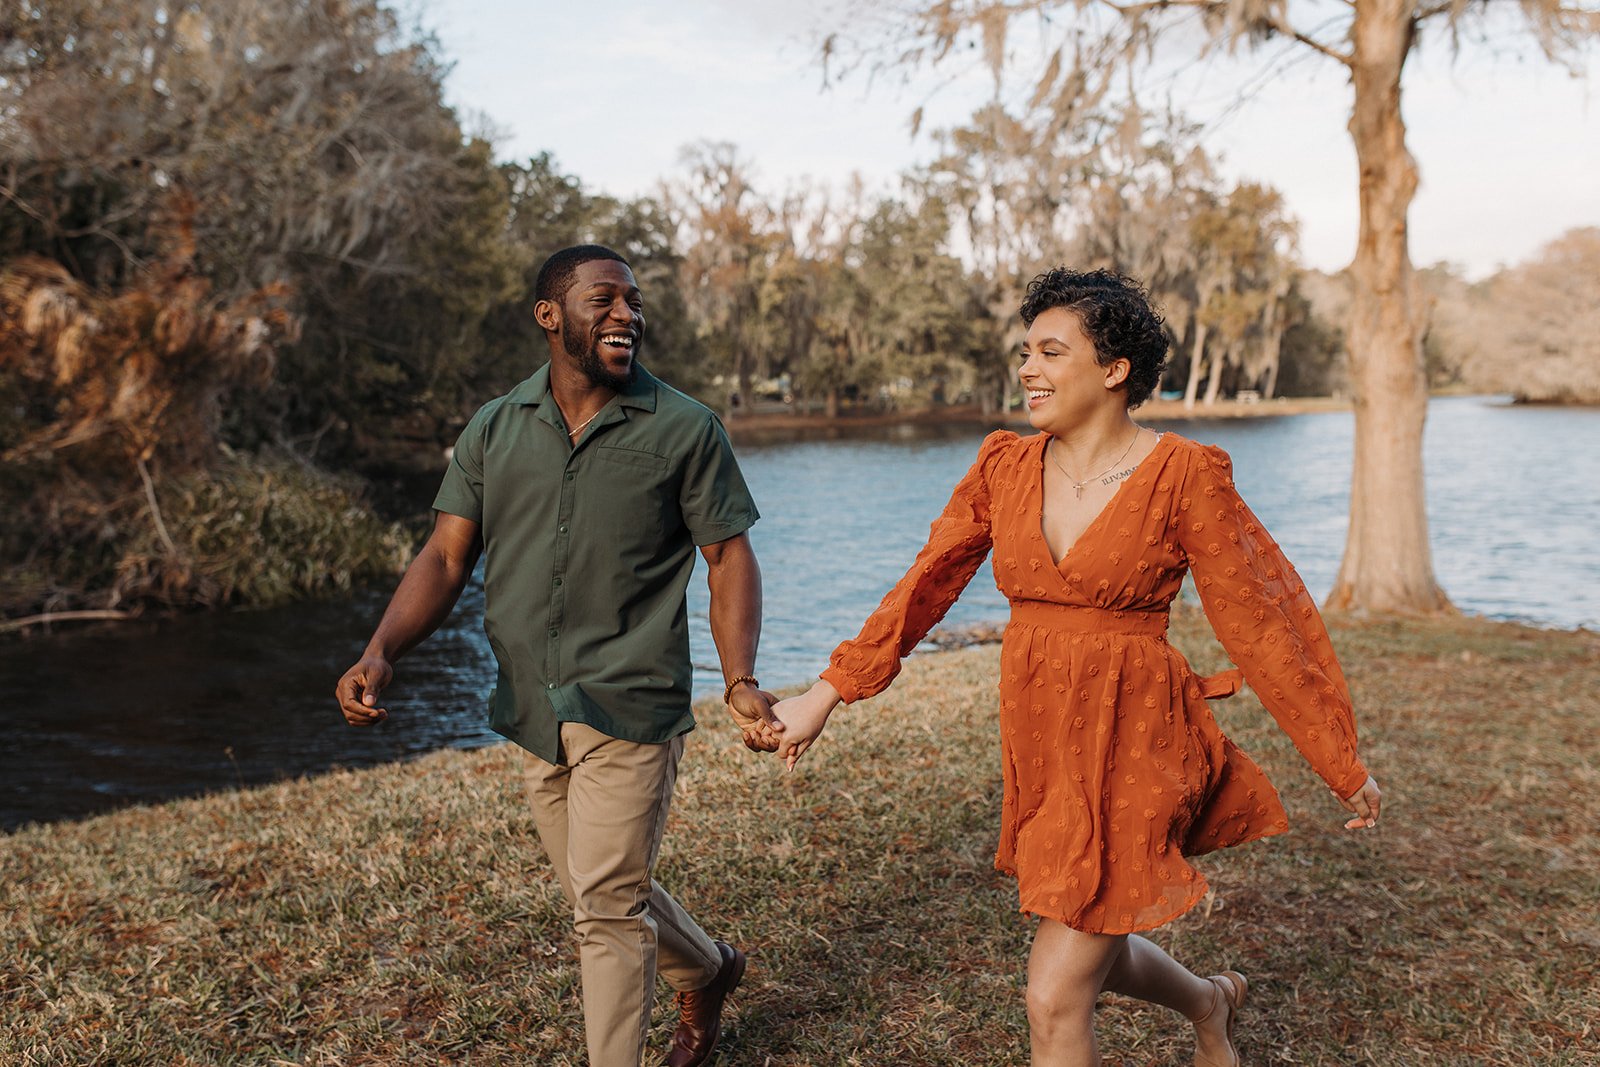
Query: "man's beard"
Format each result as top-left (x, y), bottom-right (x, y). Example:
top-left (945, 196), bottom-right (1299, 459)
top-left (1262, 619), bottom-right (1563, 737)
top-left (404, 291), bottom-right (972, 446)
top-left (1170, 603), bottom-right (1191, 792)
top-left (565, 329), bottom-right (637, 391)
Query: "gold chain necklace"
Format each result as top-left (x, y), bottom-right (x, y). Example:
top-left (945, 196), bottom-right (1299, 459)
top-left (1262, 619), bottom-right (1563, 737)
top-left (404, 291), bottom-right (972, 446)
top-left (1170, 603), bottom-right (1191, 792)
top-left (566, 409), bottom-right (601, 440)
top-left (1048, 429), bottom-right (1143, 499)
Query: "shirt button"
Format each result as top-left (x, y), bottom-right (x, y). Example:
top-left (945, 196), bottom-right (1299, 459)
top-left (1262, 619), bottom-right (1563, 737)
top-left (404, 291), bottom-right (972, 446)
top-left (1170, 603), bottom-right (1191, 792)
top-left (558, 524), bottom-right (568, 534)
top-left (547, 682), bottom-right (556, 690)
top-left (553, 577), bottom-right (562, 586)
top-left (548, 628), bottom-right (558, 638)
top-left (565, 473), bottom-right (574, 481)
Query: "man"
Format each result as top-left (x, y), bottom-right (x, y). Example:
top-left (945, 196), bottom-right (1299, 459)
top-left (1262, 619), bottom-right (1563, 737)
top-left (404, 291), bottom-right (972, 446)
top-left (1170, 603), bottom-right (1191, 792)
top-left (335, 244), bottom-right (783, 1067)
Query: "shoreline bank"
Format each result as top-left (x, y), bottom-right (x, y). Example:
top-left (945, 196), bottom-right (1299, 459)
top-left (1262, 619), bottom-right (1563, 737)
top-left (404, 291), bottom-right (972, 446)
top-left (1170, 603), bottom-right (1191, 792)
top-left (720, 395), bottom-right (1356, 439)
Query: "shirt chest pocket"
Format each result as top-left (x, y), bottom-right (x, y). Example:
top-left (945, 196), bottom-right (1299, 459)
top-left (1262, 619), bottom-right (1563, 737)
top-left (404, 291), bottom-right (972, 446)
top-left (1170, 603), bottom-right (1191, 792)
top-left (583, 445), bottom-right (675, 544)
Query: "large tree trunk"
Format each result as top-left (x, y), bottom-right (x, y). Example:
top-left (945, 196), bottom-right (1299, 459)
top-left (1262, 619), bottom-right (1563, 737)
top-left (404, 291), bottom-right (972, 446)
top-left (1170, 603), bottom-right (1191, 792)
top-left (1260, 286), bottom-right (1285, 400)
top-left (1325, 1), bottom-right (1452, 614)
top-left (1202, 343), bottom-right (1229, 405)
top-left (734, 367), bottom-right (754, 412)
top-left (1183, 322), bottom-right (1209, 408)
top-left (999, 368), bottom-right (1017, 415)
top-left (1261, 336), bottom-right (1282, 400)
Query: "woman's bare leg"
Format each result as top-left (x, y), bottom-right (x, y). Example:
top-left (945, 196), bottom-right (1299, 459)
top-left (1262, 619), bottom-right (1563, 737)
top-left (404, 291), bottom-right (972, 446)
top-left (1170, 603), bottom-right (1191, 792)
top-left (1102, 934), bottom-right (1240, 1066)
top-left (1026, 919), bottom-right (1126, 1067)
top-left (1101, 934), bottom-right (1212, 1014)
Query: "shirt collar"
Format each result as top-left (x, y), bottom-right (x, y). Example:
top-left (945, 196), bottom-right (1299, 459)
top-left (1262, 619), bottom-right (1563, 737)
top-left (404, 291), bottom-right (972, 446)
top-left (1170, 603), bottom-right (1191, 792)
top-left (510, 362), bottom-right (659, 413)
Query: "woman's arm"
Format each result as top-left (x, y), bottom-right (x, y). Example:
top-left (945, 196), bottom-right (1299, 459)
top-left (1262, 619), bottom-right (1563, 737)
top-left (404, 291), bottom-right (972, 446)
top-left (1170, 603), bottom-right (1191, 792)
top-left (816, 431), bottom-right (1013, 706)
top-left (1179, 444), bottom-right (1377, 817)
top-left (779, 431), bottom-right (1014, 769)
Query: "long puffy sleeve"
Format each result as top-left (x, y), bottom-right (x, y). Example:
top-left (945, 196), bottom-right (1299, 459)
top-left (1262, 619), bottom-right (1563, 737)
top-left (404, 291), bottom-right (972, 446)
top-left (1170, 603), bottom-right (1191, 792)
top-left (820, 430), bottom-right (1015, 704)
top-left (1178, 444), bottom-right (1369, 800)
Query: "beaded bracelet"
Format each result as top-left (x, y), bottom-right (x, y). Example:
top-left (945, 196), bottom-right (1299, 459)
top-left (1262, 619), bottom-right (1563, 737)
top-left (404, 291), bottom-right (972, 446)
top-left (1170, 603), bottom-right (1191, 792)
top-left (724, 675), bottom-right (759, 705)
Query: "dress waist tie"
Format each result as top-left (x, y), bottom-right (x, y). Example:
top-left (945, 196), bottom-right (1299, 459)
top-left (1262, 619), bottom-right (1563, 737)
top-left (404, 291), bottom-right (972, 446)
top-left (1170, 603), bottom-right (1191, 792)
top-left (1007, 599), bottom-right (1169, 635)
top-left (1005, 599), bottom-right (1244, 699)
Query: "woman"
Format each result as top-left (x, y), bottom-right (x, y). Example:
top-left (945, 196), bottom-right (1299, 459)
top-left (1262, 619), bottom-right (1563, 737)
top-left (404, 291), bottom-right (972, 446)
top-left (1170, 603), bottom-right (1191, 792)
top-left (771, 268), bottom-right (1382, 1067)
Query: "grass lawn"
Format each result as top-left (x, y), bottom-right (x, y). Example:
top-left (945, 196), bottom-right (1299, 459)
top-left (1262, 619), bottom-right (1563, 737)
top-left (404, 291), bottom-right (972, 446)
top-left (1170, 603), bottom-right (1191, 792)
top-left (3, 607), bottom-right (1597, 1065)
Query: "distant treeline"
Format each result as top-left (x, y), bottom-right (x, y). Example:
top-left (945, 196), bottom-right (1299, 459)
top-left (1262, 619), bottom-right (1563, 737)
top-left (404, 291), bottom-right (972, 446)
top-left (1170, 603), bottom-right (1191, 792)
top-left (1, 1), bottom-right (1592, 621)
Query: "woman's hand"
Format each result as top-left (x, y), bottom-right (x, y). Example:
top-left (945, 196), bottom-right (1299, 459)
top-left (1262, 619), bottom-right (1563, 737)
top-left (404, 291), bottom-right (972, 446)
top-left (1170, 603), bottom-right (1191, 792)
top-left (773, 680), bottom-right (843, 771)
top-left (1337, 775), bottom-right (1382, 829)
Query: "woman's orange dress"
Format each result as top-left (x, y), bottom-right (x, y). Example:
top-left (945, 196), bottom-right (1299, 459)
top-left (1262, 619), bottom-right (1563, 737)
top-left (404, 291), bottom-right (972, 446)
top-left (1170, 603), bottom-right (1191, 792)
top-left (820, 430), bottom-right (1369, 934)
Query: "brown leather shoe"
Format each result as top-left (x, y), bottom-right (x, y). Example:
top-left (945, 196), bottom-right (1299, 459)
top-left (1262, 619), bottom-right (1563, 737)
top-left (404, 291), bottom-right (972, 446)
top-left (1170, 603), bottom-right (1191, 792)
top-left (661, 941), bottom-right (745, 1067)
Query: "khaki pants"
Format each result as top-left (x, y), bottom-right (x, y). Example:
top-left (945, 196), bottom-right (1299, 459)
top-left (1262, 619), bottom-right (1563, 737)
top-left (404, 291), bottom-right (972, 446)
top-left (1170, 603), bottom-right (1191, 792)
top-left (524, 721), bottom-right (722, 1067)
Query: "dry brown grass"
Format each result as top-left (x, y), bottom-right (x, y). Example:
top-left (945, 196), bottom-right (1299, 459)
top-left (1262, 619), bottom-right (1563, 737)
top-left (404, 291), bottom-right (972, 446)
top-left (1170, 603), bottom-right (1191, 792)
top-left (3, 608), bottom-right (1597, 1065)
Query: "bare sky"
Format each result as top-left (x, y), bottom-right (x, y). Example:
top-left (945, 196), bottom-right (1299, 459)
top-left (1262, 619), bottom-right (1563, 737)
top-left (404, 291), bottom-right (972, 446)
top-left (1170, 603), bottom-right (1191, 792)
top-left (424, 0), bottom-right (1599, 279)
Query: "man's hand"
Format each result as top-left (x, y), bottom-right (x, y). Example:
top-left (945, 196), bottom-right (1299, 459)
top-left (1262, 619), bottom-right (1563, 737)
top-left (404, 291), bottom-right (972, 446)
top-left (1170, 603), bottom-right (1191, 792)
top-left (727, 683), bottom-right (783, 752)
top-left (336, 655), bottom-right (394, 726)
top-left (774, 680), bottom-right (842, 771)
top-left (1336, 775), bottom-right (1382, 830)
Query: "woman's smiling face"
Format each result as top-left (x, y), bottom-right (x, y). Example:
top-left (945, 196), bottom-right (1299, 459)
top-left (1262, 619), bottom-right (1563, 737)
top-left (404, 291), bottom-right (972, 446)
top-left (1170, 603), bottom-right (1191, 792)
top-left (1017, 307), bottom-right (1129, 432)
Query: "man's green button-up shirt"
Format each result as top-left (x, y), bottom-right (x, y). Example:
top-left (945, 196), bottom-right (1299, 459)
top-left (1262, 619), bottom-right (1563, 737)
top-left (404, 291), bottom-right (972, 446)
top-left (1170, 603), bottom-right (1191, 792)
top-left (432, 363), bottom-right (759, 765)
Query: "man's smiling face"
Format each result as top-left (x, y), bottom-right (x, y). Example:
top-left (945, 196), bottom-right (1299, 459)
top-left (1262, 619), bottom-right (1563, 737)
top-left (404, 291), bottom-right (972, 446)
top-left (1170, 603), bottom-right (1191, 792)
top-left (560, 259), bottom-right (645, 390)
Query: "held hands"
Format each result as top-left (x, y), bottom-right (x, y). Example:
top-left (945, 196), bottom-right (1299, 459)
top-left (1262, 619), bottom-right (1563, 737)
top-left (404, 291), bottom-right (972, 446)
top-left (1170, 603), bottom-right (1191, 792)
top-left (336, 655), bottom-right (394, 726)
top-left (726, 682), bottom-right (785, 752)
top-left (772, 680), bottom-right (843, 772)
top-left (1337, 775), bottom-right (1382, 830)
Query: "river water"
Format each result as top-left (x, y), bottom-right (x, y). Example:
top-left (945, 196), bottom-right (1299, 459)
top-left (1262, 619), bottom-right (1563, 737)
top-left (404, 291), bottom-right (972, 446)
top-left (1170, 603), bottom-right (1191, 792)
top-left (2, 396), bottom-right (1595, 830)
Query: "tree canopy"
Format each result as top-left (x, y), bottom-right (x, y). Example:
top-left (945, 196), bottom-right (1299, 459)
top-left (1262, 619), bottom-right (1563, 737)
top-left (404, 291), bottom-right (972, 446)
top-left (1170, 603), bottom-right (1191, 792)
top-left (3, 0), bottom-right (1593, 620)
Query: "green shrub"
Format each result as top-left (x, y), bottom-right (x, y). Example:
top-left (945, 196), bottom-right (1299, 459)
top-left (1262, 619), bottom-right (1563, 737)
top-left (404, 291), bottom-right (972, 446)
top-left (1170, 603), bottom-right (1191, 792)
top-left (1, 451), bottom-right (416, 619)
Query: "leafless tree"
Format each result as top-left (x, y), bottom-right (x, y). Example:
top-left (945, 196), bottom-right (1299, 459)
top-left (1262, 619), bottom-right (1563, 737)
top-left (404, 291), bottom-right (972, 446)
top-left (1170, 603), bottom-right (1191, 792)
top-left (823, 0), bottom-right (1600, 613)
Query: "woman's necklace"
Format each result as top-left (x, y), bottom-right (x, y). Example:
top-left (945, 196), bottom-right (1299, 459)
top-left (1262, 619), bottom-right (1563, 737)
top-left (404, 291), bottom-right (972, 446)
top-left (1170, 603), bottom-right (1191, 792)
top-left (1049, 428), bottom-right (1143, 499)
top-left (566, 409), bottom-right (601, 440)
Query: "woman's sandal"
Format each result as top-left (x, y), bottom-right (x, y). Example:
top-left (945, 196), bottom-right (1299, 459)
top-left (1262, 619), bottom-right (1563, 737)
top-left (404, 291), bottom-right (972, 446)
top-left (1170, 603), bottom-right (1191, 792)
top-left (1193, 970), bottom-right (1248, 1066)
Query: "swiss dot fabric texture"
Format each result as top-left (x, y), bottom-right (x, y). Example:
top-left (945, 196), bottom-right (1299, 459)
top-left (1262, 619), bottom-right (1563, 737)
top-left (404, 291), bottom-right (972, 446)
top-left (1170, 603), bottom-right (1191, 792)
top-left (820, 431), bottom-right (1368, 935)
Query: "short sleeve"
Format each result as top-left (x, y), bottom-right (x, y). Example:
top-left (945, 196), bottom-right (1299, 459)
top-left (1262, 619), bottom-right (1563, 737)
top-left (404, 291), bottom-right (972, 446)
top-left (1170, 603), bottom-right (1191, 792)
top-left (679, 413), bottom-right (759, 546)
top-left (1178, 443), bottom-right (1368, 799)
top-left (821, 430), bottom-right (1016, 704)
top-left (432, 403), bottom-right (492, 522)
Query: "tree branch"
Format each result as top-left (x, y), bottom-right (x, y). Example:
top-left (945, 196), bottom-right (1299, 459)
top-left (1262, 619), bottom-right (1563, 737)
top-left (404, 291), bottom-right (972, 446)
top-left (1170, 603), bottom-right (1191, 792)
top-left (1263, 11), bottom-right (1354, 65)
top-left (0, 610), bottom-right (138, 634)
top-left (136, 456), bottom-right (179, 557)
top-left (1094, 0), bottom-right (1353, 66)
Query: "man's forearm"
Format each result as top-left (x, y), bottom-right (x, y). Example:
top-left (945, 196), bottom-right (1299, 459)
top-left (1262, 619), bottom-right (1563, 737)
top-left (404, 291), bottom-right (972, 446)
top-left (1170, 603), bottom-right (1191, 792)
top-left (366, 544), bottom-right (473, 662)
top-left (704, 538), bottom-right (762, 685)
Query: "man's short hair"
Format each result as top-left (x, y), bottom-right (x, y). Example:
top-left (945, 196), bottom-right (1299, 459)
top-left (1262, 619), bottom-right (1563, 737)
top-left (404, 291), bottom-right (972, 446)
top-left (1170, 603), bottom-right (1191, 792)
top-left (534, 244), bottom-right (631, 306)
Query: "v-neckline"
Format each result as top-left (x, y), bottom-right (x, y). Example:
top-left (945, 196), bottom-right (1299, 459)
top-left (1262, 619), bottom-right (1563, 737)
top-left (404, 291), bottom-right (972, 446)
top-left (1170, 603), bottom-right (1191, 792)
top-left (1037, 431), bottom-right (1169, 568)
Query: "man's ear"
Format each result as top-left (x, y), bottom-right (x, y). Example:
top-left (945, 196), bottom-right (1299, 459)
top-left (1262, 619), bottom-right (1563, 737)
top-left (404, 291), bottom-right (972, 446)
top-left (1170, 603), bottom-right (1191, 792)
top-left (533, 297), bottom-right (561, 334)
top-left (1104, 358), bottom-right (1131, 389)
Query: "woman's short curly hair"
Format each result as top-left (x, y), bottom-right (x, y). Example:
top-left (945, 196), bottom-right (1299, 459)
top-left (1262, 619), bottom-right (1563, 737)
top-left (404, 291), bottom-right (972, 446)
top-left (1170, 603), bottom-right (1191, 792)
top-left (1019, 267), bottom-right (1169, 409)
